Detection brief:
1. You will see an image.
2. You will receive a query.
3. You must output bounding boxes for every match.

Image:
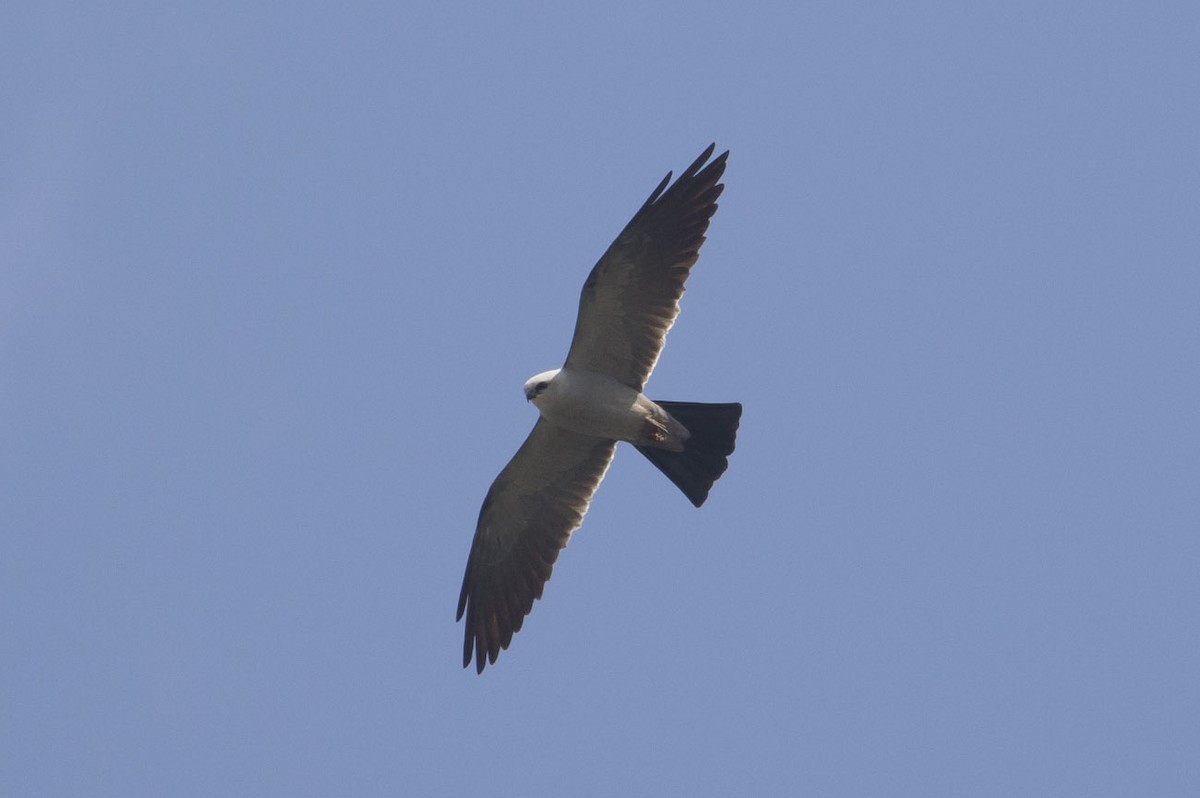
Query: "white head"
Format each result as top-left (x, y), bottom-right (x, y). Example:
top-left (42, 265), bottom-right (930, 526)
top-left (523, 369), bottom-right (560, 404)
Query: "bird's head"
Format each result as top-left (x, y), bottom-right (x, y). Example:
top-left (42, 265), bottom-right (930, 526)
top-left (523, 369), bottom-right (560, 405)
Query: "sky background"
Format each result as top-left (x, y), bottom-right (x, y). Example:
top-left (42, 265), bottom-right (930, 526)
top-left (3, 2), bottom-right (1198, 796)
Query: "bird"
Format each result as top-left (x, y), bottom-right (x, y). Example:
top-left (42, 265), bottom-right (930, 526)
top-left (457, 144), bottom-right (741, 673)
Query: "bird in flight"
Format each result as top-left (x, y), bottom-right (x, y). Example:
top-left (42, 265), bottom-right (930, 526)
top-left (457, 144), bottom-right (741, 673)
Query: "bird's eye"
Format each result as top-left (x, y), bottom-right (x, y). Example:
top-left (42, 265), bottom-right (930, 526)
top-left (535, 381), bottom-right (548, 392)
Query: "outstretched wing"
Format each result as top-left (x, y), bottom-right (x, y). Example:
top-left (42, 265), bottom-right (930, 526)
top-left (563, 144), bottom-right (728, 391)
top-left (457, 420), bottom-right (616, 673)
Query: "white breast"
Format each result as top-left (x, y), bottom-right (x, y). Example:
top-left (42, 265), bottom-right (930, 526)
top-left (532, 368), bottom-right (652, 442)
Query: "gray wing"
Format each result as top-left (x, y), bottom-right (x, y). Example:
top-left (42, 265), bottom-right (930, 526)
top-left (457, 419), bottom-right (617, 673)
top-left (563, 144), bottom-right (728, 391)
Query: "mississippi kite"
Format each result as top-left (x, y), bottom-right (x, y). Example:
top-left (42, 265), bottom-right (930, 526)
top-left (457, 144), bottom-right (741, 673)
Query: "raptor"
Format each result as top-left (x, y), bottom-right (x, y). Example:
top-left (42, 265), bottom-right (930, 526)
top-left (457, 145), bottom-right (741, 673)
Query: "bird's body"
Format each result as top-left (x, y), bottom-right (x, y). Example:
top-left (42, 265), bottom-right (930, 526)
top-left (457, 145), bottom-right (740, 673)
top-left (525, 368), bottom-right (690, 451)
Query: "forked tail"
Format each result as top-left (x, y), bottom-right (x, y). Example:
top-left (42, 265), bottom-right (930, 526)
top-left (634, 401), bottom-right (742, 507)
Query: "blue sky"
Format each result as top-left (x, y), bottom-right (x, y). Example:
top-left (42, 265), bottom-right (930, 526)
top-left (3, 2), bottom-right (1198, 795)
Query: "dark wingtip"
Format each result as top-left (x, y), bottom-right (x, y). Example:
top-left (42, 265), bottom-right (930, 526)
top-left (637, 144), bottom-right (728, 215)
top-left (690, 142), bottom-right (717, 171)
top-left (682, 143), bottom-right (726, 181)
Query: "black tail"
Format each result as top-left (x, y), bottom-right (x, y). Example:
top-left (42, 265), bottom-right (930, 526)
top-left (634, 401), bottom-right (742, 507)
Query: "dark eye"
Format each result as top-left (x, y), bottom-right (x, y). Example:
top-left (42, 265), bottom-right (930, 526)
top-left (535, 381), bottom-right (548, 392)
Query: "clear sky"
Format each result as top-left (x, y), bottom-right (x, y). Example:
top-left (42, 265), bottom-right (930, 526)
top-left (3, 2), bottom-right (1198, 796)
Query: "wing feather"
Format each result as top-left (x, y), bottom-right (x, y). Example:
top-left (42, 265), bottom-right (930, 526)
top-left (457, 419), bottom-right (616, 673)
top-left (563, 145), bottom-right (728, 390)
